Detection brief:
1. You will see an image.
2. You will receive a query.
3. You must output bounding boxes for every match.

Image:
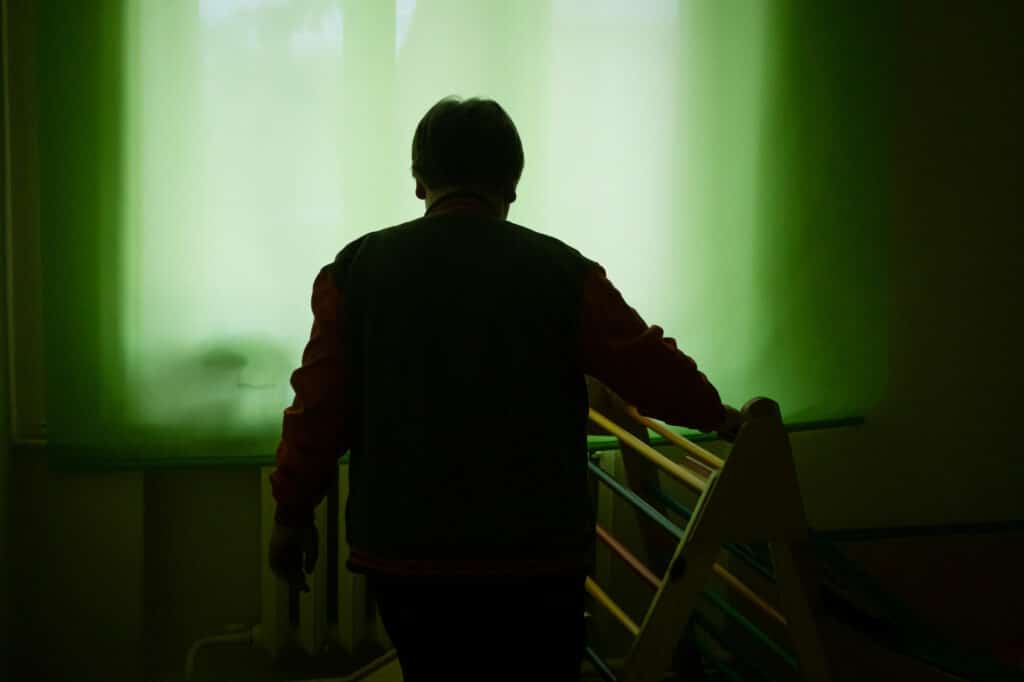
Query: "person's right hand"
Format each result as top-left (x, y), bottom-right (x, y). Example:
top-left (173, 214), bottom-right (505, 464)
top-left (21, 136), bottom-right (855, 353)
top-left (269, 522), bottom-right (318, 593)
top-left (715, 405), bottom-right (743, 442)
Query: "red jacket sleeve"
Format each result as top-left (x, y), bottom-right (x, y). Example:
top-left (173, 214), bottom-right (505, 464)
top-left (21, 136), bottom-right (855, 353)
top-left (270, 269), bottom-right (351, 528)
top-left (581, 265), bottom-right (726, 432)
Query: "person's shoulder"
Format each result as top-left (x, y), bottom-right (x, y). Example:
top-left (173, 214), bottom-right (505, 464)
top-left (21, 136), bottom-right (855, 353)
top-left (331, 219), bottom-right (421, 266)
top-left (321, 219), bottom-right (418, 287)
top-left (505, 221), bottom-right (599, 270)
top-left (328, 233), bottom-right (370, 277)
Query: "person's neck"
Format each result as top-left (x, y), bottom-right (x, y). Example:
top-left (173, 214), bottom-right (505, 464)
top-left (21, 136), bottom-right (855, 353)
top-left (425, 188), bottom-right (507, 219)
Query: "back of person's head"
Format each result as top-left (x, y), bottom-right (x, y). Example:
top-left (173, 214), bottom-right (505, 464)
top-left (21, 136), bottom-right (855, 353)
top-left (411, 96), bottom-right (524, 201)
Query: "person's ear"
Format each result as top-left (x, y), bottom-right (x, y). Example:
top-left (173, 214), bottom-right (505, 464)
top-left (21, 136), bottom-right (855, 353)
top-left (415, 178), bottom-right (426, 200)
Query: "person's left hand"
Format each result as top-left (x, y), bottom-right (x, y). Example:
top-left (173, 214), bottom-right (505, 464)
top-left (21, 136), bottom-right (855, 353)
top-left (268, 522), bottom-right (319, 592)
top-left (715, 405), bottom-right (744, 442)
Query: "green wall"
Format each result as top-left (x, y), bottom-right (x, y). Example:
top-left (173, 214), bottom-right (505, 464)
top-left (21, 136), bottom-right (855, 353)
top-left (792, 1), bottom-right (1023, 528)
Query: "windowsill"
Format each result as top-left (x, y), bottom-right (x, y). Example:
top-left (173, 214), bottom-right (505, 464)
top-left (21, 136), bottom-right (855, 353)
top-left (15, 416), bottom-right (866, 472)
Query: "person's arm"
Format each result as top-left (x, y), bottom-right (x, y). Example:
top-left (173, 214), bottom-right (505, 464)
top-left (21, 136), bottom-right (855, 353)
top-left (270, 267), bottom-right (352, 528)
top-left (581, 265), bottom-right (728, 432)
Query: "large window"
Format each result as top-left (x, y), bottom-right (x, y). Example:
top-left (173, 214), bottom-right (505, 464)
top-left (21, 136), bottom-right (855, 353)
top-left (32, 0), bottom-right (889, 465)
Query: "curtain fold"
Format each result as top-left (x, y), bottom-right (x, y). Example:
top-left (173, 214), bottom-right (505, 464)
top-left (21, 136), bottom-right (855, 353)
top-left (36, 0), bottom-right (889, 466)
top-left (37, 0), bottom-right (130, 461)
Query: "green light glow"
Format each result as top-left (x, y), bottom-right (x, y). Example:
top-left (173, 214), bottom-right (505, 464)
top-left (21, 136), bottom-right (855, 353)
top-left (39, 1), bottom-right (888, 459)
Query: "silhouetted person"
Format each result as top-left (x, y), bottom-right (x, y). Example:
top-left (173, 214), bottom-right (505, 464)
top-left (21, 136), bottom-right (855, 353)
top-left (269, 96), bottom-right (739, 681)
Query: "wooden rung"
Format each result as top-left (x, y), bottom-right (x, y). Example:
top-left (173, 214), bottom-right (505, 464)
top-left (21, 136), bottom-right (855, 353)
top-left (589, 409), bottom-right (707, 494)
top-left (585, 576), bottom-right (641, 637)
top-left (712, 563), bottom-right (788, 627)
top-left (626, 405), bottom-right (725, 470)
top-left (596, 524), bottom-right (662, 591)
top-left (596, 521), bottom-right (786, 628)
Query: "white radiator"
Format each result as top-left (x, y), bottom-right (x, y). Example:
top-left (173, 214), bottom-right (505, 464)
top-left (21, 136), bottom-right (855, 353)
top-left (259, 464), bottom-right (393, 659)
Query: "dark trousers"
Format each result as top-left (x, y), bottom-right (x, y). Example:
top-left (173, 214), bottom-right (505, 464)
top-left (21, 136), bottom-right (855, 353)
top-left (369, 574), bottom-right (586, 681)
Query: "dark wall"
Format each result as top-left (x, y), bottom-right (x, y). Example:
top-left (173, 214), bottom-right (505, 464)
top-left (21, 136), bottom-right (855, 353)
top-left (881, 0), bottom-right (1022, 521)
top-left (888, 1), bottom-right (1022, 482)
top-left (774, 0), bottom-right (1023, 528)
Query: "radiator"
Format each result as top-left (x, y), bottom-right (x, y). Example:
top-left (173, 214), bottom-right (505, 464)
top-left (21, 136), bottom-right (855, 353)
top-left (259, 464), bottom-right (393, 659)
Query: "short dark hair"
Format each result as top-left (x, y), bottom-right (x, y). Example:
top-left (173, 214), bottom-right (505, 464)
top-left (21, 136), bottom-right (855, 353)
top-left (411, 96), bottom-right (524, 198)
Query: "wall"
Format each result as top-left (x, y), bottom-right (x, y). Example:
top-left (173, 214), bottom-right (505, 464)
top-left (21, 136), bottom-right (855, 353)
top-left (9, 457), bottom-right (144, 681)
top-left (885, 0), bottom-right (1022, 520)
top-left (4, 1), bottom-right (145, 680)
top-left (3, 0), bottom-right (42, 443)
top-left (3, 2), bottom-right (1022, 681)
top-left (143, 468), bottom-right (264, 682)
top-left (765, 1), bottom-right (1019, 524)
top-left (1, 0), bottom-right (11, 675)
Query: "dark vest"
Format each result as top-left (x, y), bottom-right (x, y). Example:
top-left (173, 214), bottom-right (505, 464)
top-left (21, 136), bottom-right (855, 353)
top-left (332, 212), bottom-right (597, 564)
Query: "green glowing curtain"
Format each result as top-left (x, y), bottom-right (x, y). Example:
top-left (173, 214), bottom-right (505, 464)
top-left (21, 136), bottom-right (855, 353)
top-left (36, 1), bottom-right (889, 465)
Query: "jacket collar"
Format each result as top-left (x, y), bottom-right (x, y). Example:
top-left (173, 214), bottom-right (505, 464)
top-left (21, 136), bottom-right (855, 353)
top-left (424, 190), bottom-right (503, 219)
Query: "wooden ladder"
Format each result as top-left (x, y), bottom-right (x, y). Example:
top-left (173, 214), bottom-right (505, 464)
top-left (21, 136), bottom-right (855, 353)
top-left (585, 396), bottom-right (832, 682)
